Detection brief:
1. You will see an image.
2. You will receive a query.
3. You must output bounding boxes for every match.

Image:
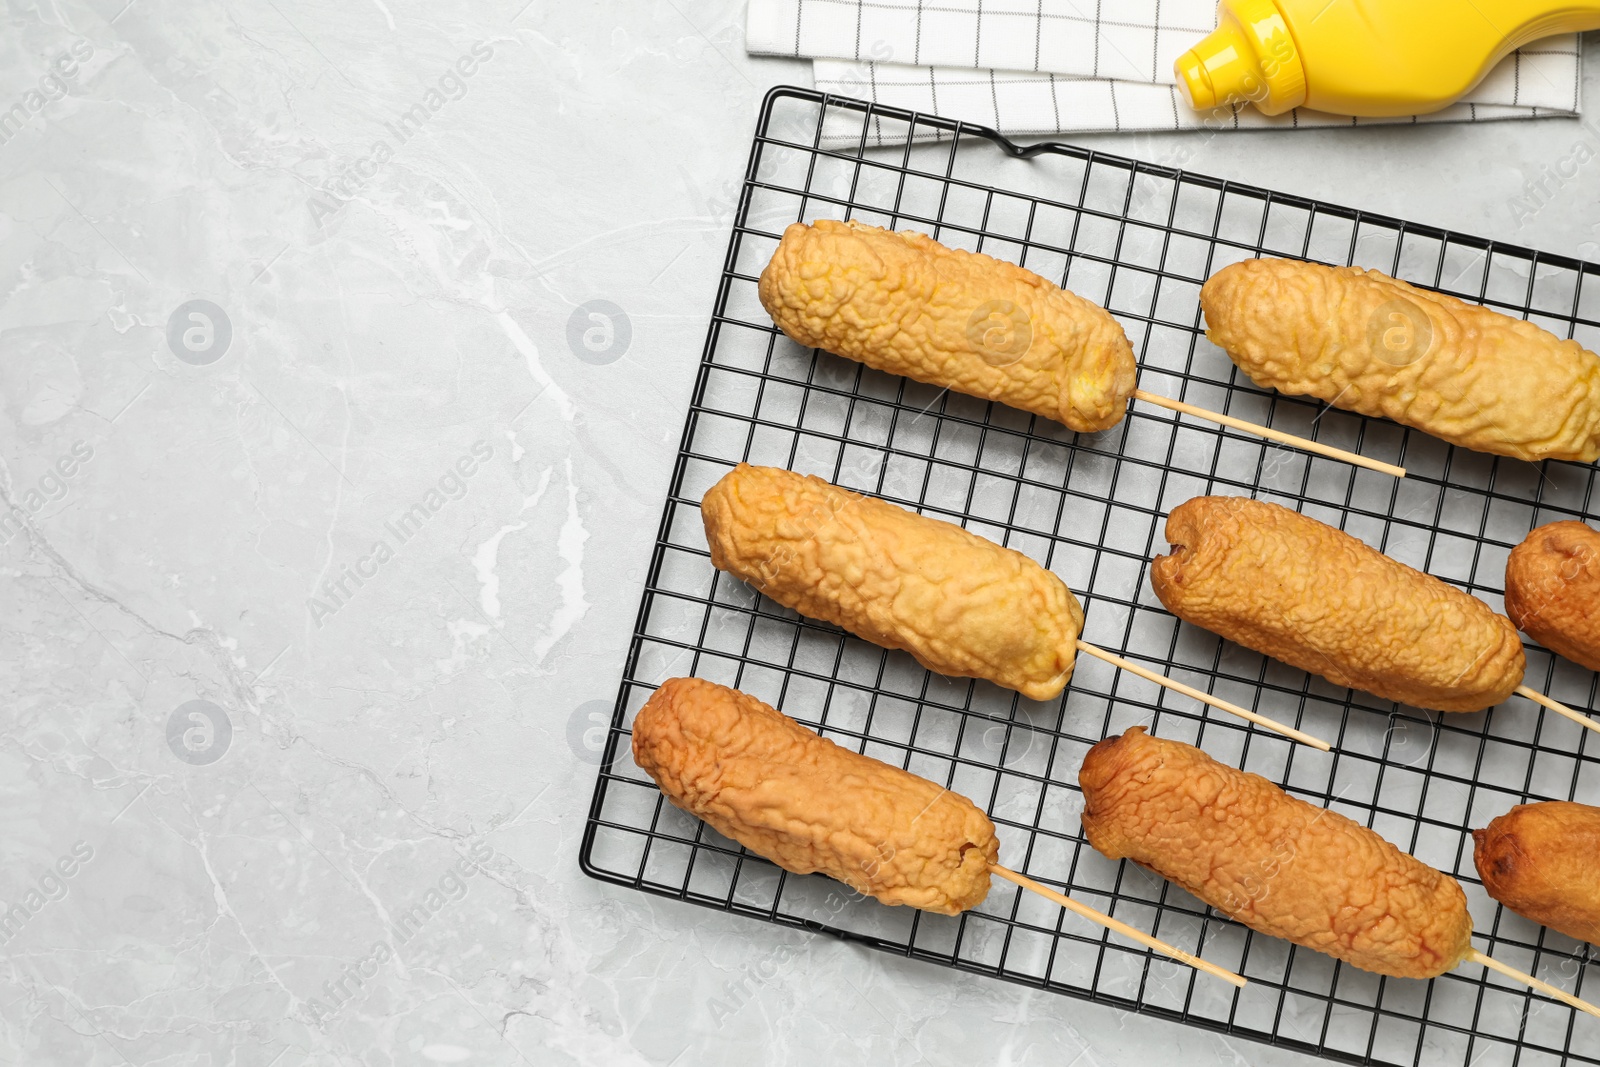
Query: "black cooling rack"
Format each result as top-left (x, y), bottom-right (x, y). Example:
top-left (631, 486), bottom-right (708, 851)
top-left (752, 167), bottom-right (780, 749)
top-left (579, 85), bottom-right (1600, 1067)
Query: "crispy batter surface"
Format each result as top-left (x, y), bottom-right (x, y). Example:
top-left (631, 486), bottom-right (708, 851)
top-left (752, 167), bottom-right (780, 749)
top-left (632, 677), bottom-right (1000, 914)
top-left (702, 463), bottom-right (1084, 701)
top-left (1151, 496), bottom-right (1524, 712)
top-left (1505, 521), bottom-right (1600, 673)
top-left (1474, 801), bottom-right (1600, 946)
top-left (1201, 258), bottom-right (1600, 463)
top-left (758, 220), bottom-right (1137, 433)
top-left (1081, 727), bottom-right (1474, 979)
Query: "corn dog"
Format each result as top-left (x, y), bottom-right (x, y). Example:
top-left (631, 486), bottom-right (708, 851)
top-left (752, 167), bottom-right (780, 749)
top-left (1505, 521), bottom-right (1600, 673)
top-left (634, 679), bottom-right (1253, 984)
top-left (759, 220), bottom-right (1138, 433)
top-left (702, 463), bottom-right (1082, 701)
top-left (1474, 801), bottom-right (1600, 946)
top-left (633, 677), bottom-right (998, 913)
top-left (1201, 258), bottom-right (1600, 463)
top-left (1081, 726), bottom-right (1474, 978)
top-left (1151, 496), bottom-right (1525, 712)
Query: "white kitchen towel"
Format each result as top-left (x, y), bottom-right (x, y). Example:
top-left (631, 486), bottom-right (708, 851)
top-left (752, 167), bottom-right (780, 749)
top-left (748, 0), bottom-right (1583, 135)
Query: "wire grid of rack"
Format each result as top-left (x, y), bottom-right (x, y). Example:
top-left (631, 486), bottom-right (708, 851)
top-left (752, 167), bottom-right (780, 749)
top-left (579, 86), bottom-right (1600, 1067)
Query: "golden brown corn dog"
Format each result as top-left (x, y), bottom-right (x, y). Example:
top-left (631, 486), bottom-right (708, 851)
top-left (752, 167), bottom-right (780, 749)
top-left (702, 463), bottom-right (1083, 701)
top-left (1151, 496), bottom-right (1525, 712)
top-left (1081, 727), bottom-right (1474, 978)
top-left (632, 676), bottom-right (999, 914)
top-left (1505, 521), bottom-right (1600, 673)
top-left (1474, 801), bottom-right (1600, 946)
top-left (759, 220), bottom-right (1138, 433)
top-left (1201, 258), bottom-right (1600, 463)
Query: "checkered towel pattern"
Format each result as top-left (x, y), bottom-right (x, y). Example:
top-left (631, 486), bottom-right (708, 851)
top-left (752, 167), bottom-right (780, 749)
top-left (748, 0), bottom-right (1583, 135)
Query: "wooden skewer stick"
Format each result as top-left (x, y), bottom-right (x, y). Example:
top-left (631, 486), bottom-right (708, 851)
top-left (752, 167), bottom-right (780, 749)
top-left (1133, 389), bottom-right (1407, 480)
top-left (989, 864), bottom-right (1247, 988)
top-left (1516, 685), bottom-right (1600, 737)
top-left (1076, 640), bottom-right (1333, 751)
top-left (1467, 948), bottom-right (1600, 1020)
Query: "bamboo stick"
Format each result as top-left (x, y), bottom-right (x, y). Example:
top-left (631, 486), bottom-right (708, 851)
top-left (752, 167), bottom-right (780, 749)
top-left (990, 864), bottom-right (1247, 988)
top-left (1133, 389), bottom-right (1406, 479)
top-left (1076, 640), bottom-right (1332, 751)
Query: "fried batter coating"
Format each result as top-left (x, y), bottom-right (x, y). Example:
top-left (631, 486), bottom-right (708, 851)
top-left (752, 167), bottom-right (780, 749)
top-left (1474, 801), bottom-right (1600, 946)
top-left (1151, 496), bottom-right (1524, 712)
top-left (702, 463), bottom-right (1083, 701)
top-left (1201, 258), bottom-right (1600, 463)
top-left (1505, 521), bottom-right (1600, 673)
top-left (758, 220), bottom-right (1138, 433)
top-left (632, 676), bottom-right (1000, 914)
top-left (1081, 727), bottom-right (1474, 979)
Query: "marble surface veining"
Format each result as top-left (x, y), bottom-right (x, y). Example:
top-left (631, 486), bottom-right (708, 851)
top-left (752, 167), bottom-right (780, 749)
top-left (2, 0), bottom-right (1599, 1063)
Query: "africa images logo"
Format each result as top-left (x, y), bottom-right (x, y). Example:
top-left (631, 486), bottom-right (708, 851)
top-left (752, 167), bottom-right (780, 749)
top-left (307, 440), bottom-right (493, 627)
top-left (0, 40), bottom-right (93, 147)
top-left (306, 42), bottom-right (495, 226)
top-left (166, 699), bottom-right (232, 766)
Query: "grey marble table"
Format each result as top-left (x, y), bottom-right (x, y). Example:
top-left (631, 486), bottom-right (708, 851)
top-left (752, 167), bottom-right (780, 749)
top-left (3, 2), bottom-right (1598, 1064)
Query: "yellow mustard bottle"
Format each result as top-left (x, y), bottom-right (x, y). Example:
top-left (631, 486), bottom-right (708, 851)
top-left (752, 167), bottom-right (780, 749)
top-left (1175, 0), bottom-right (1600, 117)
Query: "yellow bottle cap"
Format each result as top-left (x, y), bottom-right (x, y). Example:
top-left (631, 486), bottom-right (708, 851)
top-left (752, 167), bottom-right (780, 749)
top-left (1175, 0), bottom-right (1307, 116)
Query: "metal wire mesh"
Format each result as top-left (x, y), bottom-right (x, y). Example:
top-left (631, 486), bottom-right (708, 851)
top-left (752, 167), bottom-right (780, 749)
top-left (579, 86), bottom-right (1600, 1067)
